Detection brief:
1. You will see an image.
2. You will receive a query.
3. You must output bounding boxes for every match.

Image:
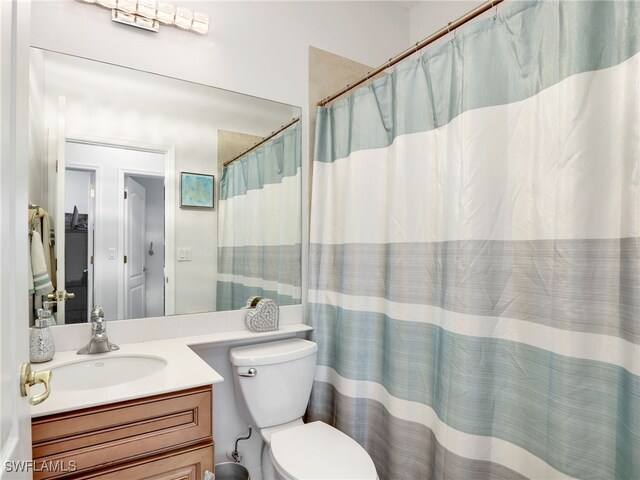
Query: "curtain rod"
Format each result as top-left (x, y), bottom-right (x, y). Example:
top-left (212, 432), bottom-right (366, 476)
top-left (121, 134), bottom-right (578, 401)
top-left (224, 117), bottom-right (300, 167)
top-left (318, 0), bottom-right (504, 107)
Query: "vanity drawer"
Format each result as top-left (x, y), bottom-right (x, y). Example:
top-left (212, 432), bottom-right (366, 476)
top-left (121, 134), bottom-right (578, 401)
top-left (32, 386), bottom-right (213, 479)
top-left (73, 443), bottom-right (214, 480)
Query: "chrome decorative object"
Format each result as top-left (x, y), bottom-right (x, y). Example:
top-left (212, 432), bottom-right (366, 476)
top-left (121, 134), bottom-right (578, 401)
top-left (245, 296), bottom-right (279, 333)
top-left (77, 305), bottom-right (120, 354)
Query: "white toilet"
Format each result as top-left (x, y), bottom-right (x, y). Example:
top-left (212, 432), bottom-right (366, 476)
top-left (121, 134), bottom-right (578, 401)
top-left (230, 338), bottom-right (378, 480)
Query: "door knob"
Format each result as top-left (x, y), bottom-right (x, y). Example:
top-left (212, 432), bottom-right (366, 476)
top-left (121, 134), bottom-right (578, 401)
top-left (20, 363), bottom-right (52, 406)
top-left (46, 290), bottom-right (75, 302)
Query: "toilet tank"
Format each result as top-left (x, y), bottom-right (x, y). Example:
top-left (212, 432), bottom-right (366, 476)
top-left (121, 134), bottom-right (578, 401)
top-left (230, 339), bottom-right (318, 429)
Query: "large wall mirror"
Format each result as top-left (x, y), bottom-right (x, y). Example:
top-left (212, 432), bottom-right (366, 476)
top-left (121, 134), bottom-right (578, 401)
top-left (28, 48), bottom-right (302, 324)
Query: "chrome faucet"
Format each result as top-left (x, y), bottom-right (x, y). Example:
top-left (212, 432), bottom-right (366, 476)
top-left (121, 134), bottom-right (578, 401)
top-left (77, 306), bottom-right (120, 354)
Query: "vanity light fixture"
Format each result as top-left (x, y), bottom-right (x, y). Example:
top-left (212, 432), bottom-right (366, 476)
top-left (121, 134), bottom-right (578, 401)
top-left (136, 0), bottom-right (157, 19)
top-left (112, 9), bottom-right (160, 32)
top-left (97, 0), bottom-right (117, 8)
top-left (155, 2), bottom-right (176, 24)
top-left (77, 0), bottom-right (209, 35)
top-left (173, 6), bottom-right (194, 30)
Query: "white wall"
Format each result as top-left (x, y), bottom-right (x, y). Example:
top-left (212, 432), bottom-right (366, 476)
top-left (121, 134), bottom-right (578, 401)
top-left (65, 169), bottom-right (91, 215)
top-left (409, 1), bottom-right (486, 44)
top-left (28, 47), bottom-right (46, 207)
top-left (31, 1), bottom-right (410, 107)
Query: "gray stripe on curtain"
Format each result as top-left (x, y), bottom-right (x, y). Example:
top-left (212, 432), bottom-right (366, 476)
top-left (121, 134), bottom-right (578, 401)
top-left (309, 381), bottom-right (529, 480)
top-left (218, 245), bottom-right (302, 285)
top-left (310, 238), bottom-right (640, 343)
top-left (315, 0), bottom-right (640, 163)
top-left (309, 306), bottom-right (640, 480)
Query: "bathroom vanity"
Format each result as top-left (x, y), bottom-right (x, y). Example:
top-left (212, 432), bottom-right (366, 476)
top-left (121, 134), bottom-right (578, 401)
top-left (31, 386), bottom-right (213, 479)
top-left (28, 339), bottom-right (224, 480)
top-left (28, 324), bottom-right (312, 479)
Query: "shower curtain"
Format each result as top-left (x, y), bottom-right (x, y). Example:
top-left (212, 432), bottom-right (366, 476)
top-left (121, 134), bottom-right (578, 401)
top-left (308, 2), bottom-right (639, 479)
top-left (217, 121), bottom-right (302, 311)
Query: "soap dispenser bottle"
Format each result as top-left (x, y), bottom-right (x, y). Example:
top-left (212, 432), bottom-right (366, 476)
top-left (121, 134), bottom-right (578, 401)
top-left (30, 306), bottom-right (55, 363)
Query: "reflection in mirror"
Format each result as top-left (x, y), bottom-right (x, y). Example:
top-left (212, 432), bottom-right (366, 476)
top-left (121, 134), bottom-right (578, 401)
top-left (28, 48), bottom-right (302, 324)
top-left (217, 120), bottom-right (301, 311)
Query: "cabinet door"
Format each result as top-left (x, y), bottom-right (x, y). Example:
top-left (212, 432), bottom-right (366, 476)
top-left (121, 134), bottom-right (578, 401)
top-left (32, 386), bottom-right (212, 479)
top-left (76, 443), bottom-right (214, 480)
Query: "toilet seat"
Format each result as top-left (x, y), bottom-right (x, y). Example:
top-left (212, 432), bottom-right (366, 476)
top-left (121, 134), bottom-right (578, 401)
top-left (269, 421), bottom-right (377, 480)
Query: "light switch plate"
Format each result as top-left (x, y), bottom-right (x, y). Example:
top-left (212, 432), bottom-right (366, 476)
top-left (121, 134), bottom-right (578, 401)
top-left (177, 247), bottom-right (191, 262)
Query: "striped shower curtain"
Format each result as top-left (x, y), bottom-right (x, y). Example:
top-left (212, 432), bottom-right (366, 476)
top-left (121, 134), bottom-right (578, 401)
top-left (217, 121), bottom-right (302, 311)
top-left (308, 2), bottom-right (639, 479)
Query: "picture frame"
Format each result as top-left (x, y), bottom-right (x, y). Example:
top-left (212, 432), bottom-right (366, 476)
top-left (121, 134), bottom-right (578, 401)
top-left (180, 172), bottom-right (215, 209)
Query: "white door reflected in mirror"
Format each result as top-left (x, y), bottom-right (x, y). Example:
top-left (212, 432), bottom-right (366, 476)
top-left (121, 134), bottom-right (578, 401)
top-left (125, 176), bottom-right (149, 320)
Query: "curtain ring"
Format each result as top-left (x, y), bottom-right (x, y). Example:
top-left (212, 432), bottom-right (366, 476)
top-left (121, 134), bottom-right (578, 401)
top-left (413, 42), bottom-right (420, 61)
top-left (447, 22), bottom-right (456, 43)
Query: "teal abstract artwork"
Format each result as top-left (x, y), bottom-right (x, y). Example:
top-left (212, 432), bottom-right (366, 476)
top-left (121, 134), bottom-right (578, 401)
top-left (181, 172), bottom-right (214, 208)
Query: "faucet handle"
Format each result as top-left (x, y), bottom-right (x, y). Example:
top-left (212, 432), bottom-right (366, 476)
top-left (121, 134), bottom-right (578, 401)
top-left (90, 305), bottom-right (104, 321)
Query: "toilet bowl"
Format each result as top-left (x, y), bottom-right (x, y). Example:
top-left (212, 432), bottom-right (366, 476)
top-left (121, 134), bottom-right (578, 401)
top-left (230, 339), bottom-right (377, 480)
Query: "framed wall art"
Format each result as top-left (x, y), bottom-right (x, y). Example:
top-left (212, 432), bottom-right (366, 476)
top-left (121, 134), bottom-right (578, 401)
top-left (180, 172), bottom-right (215, 209)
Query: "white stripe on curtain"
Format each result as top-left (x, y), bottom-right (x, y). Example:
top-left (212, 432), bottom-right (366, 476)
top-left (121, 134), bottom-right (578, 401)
top-left (311, 51), bottom-right (640, 246)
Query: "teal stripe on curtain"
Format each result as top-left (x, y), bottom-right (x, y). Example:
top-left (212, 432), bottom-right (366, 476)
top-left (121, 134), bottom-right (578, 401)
top-left (311, 304), bottom-right (639, 480)
top-left (315, 0), bottom-right (640, 163)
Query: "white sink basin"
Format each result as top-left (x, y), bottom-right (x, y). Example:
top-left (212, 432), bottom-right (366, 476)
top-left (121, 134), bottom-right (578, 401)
top-left (51, 355), bottom-right (167, 391)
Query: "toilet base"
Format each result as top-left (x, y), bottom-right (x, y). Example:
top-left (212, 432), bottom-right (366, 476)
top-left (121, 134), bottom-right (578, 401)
top-left (261, 443), bottom-right (285, 480)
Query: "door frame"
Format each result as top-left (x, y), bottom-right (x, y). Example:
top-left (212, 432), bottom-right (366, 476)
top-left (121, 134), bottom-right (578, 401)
top-left (65, 133), bottom-right (176, 318)
top-left (0, 0), bottom-right (32, 476)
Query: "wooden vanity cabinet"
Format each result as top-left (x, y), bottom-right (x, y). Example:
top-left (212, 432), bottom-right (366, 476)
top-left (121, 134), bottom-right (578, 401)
top-left (31, 385), bottom-right (214, 480)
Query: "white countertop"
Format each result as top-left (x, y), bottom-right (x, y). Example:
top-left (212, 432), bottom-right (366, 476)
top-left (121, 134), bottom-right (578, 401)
top-left (31, 323), bottom-right (312, 418)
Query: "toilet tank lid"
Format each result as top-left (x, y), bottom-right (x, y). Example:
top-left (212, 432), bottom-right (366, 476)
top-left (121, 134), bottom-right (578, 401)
top-left (230, 339), bottom-right (318, 366)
